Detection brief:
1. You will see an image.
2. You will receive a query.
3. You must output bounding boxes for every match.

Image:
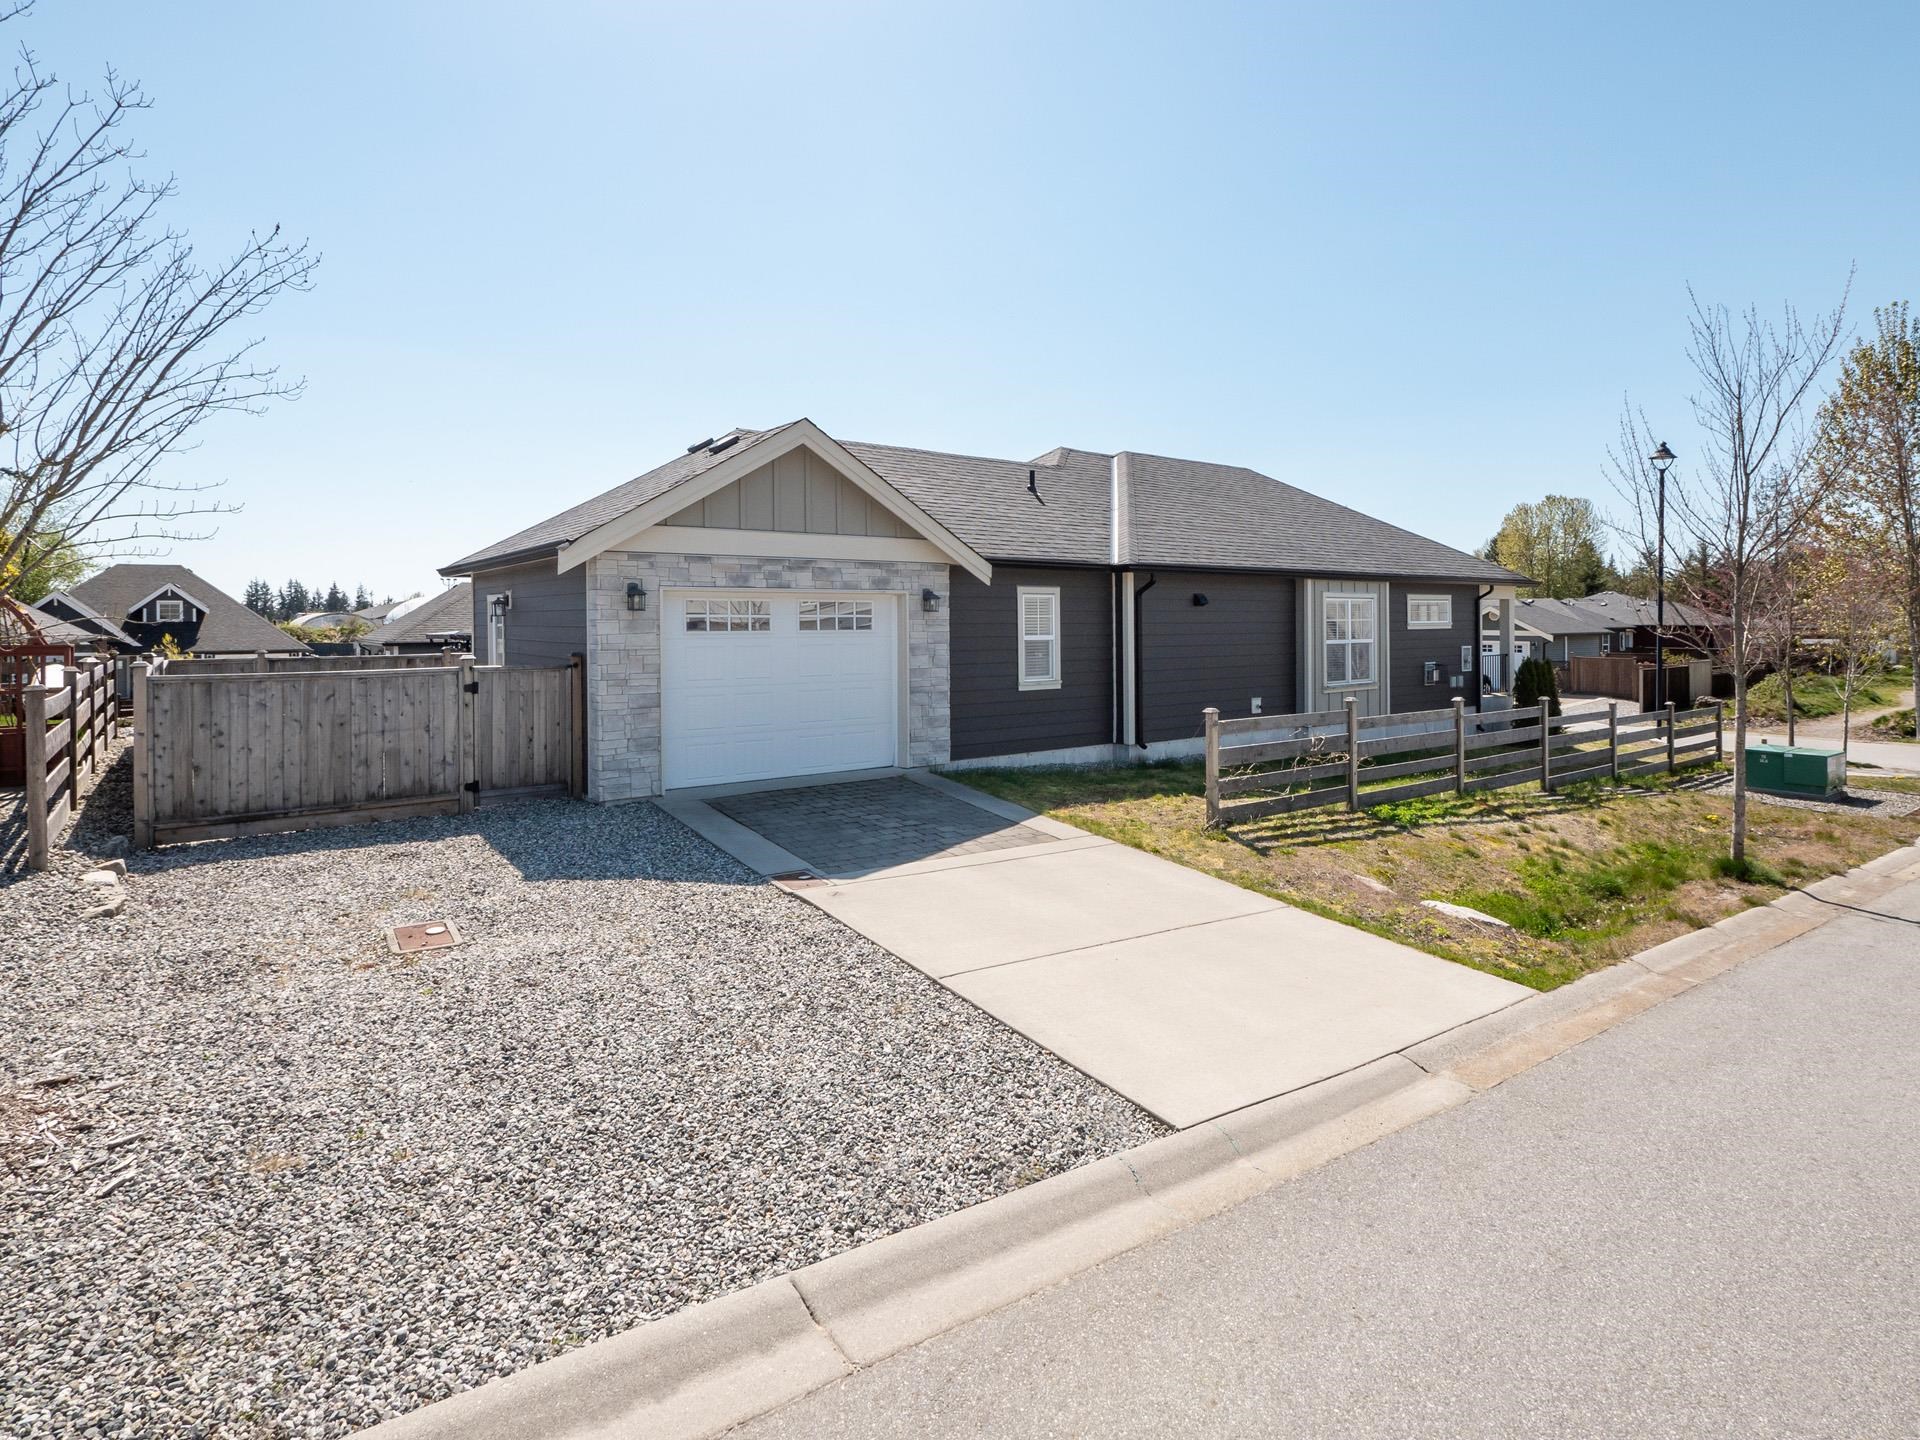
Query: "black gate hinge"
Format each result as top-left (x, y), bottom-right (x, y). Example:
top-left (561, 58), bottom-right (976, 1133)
top-left (464, 781), bottom-right (480, 793)
top-left (464, 681), bottom-right (480, 694)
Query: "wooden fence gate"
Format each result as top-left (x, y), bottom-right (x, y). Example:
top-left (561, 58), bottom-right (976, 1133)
top-left (134, 656), bottom-right (584, 847)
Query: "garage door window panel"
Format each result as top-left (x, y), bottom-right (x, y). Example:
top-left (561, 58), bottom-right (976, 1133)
top-left (686, 598), bottom-right (770, 633)
top-left (800, 600), bottom-right (873, 632)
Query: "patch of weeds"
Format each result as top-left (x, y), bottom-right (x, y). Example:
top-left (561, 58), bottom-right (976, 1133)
top-left (1713, 854), bottom-right (1786, 886)
top-left (1455, 840), bottom-right (1706, 941)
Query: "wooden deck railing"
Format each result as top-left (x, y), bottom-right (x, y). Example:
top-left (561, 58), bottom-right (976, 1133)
top-left (1203, 696), bottom-right (1724, 826)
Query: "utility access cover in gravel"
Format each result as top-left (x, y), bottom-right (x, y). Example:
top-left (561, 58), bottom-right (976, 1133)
top-left (1, 778), bottom-right (1161, 1438)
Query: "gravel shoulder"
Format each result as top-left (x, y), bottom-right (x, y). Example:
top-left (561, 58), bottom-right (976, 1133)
top-left (1, 755), bottom-right (1161, 1438)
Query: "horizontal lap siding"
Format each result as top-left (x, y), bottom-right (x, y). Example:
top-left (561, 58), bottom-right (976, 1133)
top-left (949, 565), bottom-right (1111, 761)
top-left (1389, 583), bottom-right (1476, 710)
top-left (1140, 572), bottom-right (1294, 743)
top-left (470, 560), bottom-right (587, 667)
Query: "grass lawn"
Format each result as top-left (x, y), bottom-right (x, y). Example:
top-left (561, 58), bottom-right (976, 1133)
top-left (1745, 667), bottom-right (1911, 723)
top-left (952, 760), bottom-right (1920, 992)
top-left (1851, 771), bottom-right (1920, 795)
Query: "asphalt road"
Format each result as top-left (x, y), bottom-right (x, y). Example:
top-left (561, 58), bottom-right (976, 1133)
top-left (735, 877), bottom-right (1920, 1439)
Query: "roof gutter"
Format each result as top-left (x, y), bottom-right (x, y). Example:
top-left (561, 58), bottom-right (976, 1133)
top-left (438, 540), bottom-right (568, 578)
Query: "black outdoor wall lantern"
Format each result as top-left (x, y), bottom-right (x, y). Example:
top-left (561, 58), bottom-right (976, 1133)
top-left (626, 581), bottom-right (648, 612)
top-left (1192, 592), bottom-right (1209, 607)
top-left (921, 587), bottom-right (940, 613)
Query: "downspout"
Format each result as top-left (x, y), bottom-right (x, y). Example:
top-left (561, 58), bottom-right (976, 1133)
top-left (1473, 584), bottom-right (1493, 713)
top-left (1132, 572), bottom-right (1157, 748)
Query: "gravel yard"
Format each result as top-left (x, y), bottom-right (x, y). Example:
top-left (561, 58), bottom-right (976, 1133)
top-left (1, 755), bottom-right (1161, 1438)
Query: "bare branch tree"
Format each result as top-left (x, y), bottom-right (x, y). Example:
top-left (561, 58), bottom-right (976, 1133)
top-left (1609, 281), bottom-right (1849, 868)
top-left (0, 10), bottom-right (314, 613)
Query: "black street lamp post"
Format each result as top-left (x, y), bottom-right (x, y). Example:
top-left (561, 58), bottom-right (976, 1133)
top-left (1650, 442), bottom-right (1677, 711)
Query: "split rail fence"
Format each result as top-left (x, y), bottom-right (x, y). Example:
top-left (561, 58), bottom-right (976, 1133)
top-left (16, 656), bottom-right (120, 869)
top-left (132, 655), bottom-right (585, 848)
top-left (1204, 696), bottom-right (1724, 826)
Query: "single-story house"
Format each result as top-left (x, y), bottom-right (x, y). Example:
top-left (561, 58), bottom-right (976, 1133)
top-left (11, 596), bottom-right (138, 653)
top-left (440, 418), bottom-right (1526, 801)
top-left (43, 564), bottom-right (312, 658)
top-left (1572, 591), bottom-right (1720, 658)
top-left (1510, 597), bottom-right (1616, 663)
top-left (362, 582), bottom-right (473, 655)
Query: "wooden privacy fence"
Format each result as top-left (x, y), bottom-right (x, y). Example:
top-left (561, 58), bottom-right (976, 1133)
top-left (1568, 654), bottom-right (1642, 700)
top-left (133, 656), bottom-right (585, 847)
top-left (16, 656), bottom-right (119, 869)
top-left (162, 651), bottom-right (462, 677)
top-left (1204, 696), bottom-right (1724, 826)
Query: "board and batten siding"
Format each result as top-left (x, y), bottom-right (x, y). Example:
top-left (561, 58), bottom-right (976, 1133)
top-left (661, 446), bottom-right (907, 538)
top-left (1295, 578), bottom-right (1394, 718)
top-left (1388, 583), bottom-right (1477, 706)
top-left (469, 559), bottom-right (588, 667)
top-left (1138, 572), bottom-right (1295, 744)
top-left (948, 565), bottom-right (1111, 761)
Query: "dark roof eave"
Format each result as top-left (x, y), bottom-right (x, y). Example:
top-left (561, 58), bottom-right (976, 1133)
top-left (440, 542), bottom-right (565, 577)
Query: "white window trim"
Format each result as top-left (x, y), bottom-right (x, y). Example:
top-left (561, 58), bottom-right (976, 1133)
top-left (1601, 632), bottom-right (1611, 654)
top-left (1405, 593), bottom-right (1451, 629)
top-left (153, 598), bottom-right (186, 623)
top-left (1017, 585), bottom-right (1062, 691)
top-left (1323, 593), bottom-right (1378, 690)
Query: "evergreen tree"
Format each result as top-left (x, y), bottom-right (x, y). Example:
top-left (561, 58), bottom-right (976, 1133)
top-left (1512, 657), bottom-right (1562, 716)
top-left (243, 578), bottom-right (275, 615)
top-left (353, 584), bottom-right (372, 609)
top-left (277, 579), bottom-right (309, 620)
top-left (323, 582), bottom-right (348, 612)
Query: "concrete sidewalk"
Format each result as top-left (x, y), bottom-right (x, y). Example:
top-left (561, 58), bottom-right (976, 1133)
top-left (664, 771), bottom-right (1529, 1127)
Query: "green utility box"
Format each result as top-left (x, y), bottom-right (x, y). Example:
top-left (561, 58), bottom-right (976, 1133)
top-left (1744, 743), bottom-right (1844, 798)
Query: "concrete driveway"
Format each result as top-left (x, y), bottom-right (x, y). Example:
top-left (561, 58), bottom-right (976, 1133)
top-left (661, 771), bottom-right (1529, 1128)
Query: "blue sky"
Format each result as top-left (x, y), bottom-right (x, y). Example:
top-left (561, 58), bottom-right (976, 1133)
top-left (31, 1), bottom-right (1915, 605)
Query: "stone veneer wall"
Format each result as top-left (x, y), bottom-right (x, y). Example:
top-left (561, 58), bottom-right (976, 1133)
top-left (586, 553), bottom-right (952, 801)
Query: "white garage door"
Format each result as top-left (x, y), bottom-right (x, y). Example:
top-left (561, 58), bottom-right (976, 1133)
top-left (662, 591), bottom-right (899, 789)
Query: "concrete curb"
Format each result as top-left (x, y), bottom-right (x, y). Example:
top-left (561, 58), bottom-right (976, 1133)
top-left (356, 841), bottom-right (1920, 1440)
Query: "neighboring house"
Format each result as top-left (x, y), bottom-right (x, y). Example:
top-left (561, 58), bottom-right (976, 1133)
top-left (351, 596), bottom-right (413, 628)
top-left (17, 593), bottom-right (139, 653)
top-left (1511, 597), bottom-right (1616, 663)
top-left (362, 582), bottom-right (473, 655)
top-left (45, 564), bottom-right (312, 657)
top-left (440, 418), bottom-right (1526, 801)
top-left (1566, 591), bottom-right (1720, 658)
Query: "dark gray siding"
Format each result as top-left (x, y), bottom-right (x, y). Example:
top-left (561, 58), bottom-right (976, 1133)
top-left (470, 559), bottom-right (587, 667)
top-left (949, 565), bottom-right (1112, 761)
top-left (1389, 583), bottom-right (1477, 708)
top-left (1139, 572), bottom-right (1295, 743)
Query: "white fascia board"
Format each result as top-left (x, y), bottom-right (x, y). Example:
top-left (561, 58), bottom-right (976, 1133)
top-left (555, 419), bottom-right (993, 584)
top-left (618, 526), bottom-right (951, 566)
top-left (128, 583), bottom-right (211, 614)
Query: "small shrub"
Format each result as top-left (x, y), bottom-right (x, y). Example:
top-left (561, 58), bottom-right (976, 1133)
top-left (1512, 657), bottom-right (1562, 717)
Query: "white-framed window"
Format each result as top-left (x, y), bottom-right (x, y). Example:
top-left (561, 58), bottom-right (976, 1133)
top-left (1323, 594), bottom-right (1376, 687)
top-left (799, 599), bottom-right (873, 632)
top-left (1405, 594), bottom-right (1451, 629)
top-left (1017, 586), bottom-right (1061, 690)
top-left (486, 594), bottom-right (509, 665)
top-left (1601, 632), bottom-right (1611, 654)
top-left (154, 598), bottom-right (185, 623)
top-left (684, 598), bottom-right (770, 633)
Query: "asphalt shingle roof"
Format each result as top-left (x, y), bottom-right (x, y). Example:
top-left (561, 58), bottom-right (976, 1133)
top-left (1120, 452), bottom-right (1521, 582)
top-left (441, 420), bottom-right (1524, 585)
top-left (368, 582), bottom-right (473, 648)
top-left (67, 564), bottom-right (310, 654)
top-left (845, 441), bottom-right (1115, 566)
top-left (442, 425), bottom-right (789, 572)
top-left (1514, 597), bottom-right (1617, 636)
